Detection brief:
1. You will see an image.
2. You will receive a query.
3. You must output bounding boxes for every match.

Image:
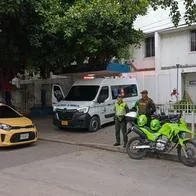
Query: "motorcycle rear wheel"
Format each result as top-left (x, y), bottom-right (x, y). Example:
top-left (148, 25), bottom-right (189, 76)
top-left (126, 136), bottom-right (147, 159)
top-left (178, 140), bottom-right (196, 167)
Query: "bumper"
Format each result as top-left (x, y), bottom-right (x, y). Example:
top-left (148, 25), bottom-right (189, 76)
top-left (53, 111), bottom-right (91, 129)
top-left (0, 129), bottom-right (38, 147)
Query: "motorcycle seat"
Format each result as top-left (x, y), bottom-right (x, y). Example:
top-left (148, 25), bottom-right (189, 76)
top-left (151, 114), bottom-right (180, 124)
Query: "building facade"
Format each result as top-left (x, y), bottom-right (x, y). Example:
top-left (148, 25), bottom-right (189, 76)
top-left (131, 4), bottom-right (196, 104)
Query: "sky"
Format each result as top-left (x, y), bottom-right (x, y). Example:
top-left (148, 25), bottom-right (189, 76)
top-left (134, 0), bottom-right (186, 33)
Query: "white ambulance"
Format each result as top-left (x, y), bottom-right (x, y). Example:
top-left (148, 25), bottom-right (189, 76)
top-left (52, 77), bottom-right (139, 131)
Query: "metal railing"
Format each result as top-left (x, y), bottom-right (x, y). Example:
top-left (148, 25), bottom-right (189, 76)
top-left (156, 103), bottom-right (196, 138)
top-left (156, 103), bottom-right (196, 114)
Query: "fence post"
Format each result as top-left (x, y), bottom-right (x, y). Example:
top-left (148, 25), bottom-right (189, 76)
top-left (182, 111), bottom-right (185, 118)
top-left (191, 111), bottom-right (195, 139)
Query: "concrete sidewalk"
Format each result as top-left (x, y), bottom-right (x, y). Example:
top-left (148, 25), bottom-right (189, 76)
top-left (33, 116), bottom-right (119, 150)
top-left (33, 115), bottom-right (180, 161)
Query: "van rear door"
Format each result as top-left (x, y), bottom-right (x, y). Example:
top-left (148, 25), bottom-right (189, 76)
top-left (96, 86), bottom-right (114, 124)
top-left (52, 84), bottom-right (65, 107)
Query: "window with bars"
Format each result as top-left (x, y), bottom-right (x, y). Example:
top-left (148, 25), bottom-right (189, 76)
top-left (191, 30), bottom-right (196, 51)
top-left (145, 36), bottom-right (155, 57)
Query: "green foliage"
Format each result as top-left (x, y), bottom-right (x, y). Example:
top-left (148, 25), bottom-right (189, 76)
top-left (150, 0), bottom-right (196, 26)
top-left (117, 45), bottom-right (132, 60)
top-left (0, 0), bottom-right (195, 80)
top-left (58, 0), bottom-right (146, 62)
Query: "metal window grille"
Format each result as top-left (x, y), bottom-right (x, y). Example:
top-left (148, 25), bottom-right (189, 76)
top-left (145, 36), bottom-right (155, 57)
top-left (191, 30), bottom-right (196, 51)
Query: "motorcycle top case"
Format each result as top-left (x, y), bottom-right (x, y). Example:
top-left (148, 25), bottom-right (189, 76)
top-left (125, 112), bottom-right (137, 122)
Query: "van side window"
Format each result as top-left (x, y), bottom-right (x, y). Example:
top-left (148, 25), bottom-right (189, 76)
top-left (111, 85), bottom-right (138, 99)
top-left (54, 85), bottom-right (64, 102)
top-left (124, 85), bottom-right (138, 98)
top-left (97, 86), bottom-right (109, 102)
top-left (111, 87), bottom-right (120, 99)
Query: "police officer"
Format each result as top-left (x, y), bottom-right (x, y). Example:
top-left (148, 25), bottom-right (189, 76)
top-left (133, 90), bottom-right (156, 124)
top-left (113, 94), bottom-right (129, 147)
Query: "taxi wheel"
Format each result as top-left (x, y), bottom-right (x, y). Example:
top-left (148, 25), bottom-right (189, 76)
top-left (88, 116), bottom-right (100, 132)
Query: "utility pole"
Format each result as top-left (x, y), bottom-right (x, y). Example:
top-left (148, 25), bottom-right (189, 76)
top-left (176, 64), bottom-right (180, 102)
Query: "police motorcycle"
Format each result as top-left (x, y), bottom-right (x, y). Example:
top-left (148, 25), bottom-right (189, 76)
top-left (125, 111), bottom-right (196, 167)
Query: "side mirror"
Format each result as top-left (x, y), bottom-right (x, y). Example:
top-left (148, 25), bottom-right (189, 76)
top-left (56, 94), bottom-right (63, 102)
top-left (97, 96), bottom-right (105, 104)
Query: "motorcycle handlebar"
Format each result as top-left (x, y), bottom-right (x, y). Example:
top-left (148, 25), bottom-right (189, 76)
top-left (151, 113), bottom-right (182, 123)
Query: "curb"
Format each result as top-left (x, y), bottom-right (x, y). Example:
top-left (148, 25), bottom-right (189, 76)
top-left (39, 137), bottom-right (179, 162)
top-left (39, 138), bottom-right (123, 152)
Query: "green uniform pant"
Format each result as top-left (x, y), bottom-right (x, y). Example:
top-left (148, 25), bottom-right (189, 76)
top-left (115, 119), bottom-right (128, 145)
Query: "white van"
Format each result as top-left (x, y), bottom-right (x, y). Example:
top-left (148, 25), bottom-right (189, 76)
top-left (52, 77), bottom-right (139, 131)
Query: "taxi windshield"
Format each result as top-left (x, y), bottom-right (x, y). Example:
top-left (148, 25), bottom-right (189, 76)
top-left (0, 105), bottom-right (22, 118)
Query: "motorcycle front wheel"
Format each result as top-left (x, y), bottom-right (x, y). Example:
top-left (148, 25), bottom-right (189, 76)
top-left (178, 140), bottom-right (196, 167)
top-left (126, 136), bottom-right (147, 159)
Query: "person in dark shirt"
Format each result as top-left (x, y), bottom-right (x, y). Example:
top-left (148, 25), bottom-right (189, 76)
top-left (132, 90), bottom-right (156, 125)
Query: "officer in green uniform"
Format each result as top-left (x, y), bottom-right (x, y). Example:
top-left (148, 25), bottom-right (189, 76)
top-left (133, 90), bottom-right (156, 125)
top-left (113, 94), bottom-right (129, 147)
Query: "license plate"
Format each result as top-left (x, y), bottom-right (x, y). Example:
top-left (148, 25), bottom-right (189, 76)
top-left (20, 133), bottom-right (29, 140)
top-left (61, 120), bottom-right (68, 126)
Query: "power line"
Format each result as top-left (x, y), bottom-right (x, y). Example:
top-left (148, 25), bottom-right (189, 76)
top-left (135, 0), bottom-right (185, 29)
top-left (136, 11), bottom-right (185, 30)
top-left (139, 17), bottom-right (185, 32)
top-left (136, 17), bottom-right (173, 29)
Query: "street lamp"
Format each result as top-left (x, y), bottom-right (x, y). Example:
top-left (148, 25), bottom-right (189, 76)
top-left (176, 64), bottom-right (180, 102)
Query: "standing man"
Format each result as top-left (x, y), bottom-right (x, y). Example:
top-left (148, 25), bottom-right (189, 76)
top-left (133, 90), bottom-right (156, 124)
top-left (114, 94), bottom-right (129, 148)
top-left (4, 82), bottom-right (12, 106)
top-left (169, 88), bottom-right (179, 103)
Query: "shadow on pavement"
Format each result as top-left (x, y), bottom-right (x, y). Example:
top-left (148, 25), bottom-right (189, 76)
top-left (0, 142), bottom-right (38, 151)
top-left (54, 122), bottom-right (115, 133)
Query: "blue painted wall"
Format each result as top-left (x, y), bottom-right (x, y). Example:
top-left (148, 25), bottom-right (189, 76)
top-left (106, 63), bottom-right (131, 73)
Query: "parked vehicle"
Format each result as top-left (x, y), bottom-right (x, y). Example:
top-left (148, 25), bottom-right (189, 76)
top-left (0, 103), bottom-right (38, 147)
top-left (125, 112), bottom-right (196, 167)
top-left (52, 77), bottom-right (139, 131)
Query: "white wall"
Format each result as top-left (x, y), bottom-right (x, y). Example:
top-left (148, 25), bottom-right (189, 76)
top-left (131, 1), bottom-right (196, 104)
top-left (133, 29), bottom-right (196, 70)
top-left (127, 68), bottom-right (188, 104)
top-left (11, 78), bottom-right (73, 113)
top-left (183, 72), bottom-right (196, 103)
top-left (160, 30), bottom-right (196, 67)
top-left (132, 42), bottom-right (155, 70)
top-left (127, 71), bottom-right (170, 104)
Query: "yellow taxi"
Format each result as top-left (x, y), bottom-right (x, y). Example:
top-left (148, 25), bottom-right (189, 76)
top-left (0, 103), bottom-right (38, 147)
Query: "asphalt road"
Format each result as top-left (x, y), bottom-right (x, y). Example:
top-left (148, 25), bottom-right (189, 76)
top-left (0, 140), bottom-right (195, 196)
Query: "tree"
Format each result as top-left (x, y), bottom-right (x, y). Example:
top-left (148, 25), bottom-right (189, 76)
top-left (36, 0), bottom-right (196, 67)
top-left (0, 0), bottom-right (195, 82)
top-left (57, 0), bottom-right (148, 65)
top-left (0, 0), bottom-right (61, 80)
